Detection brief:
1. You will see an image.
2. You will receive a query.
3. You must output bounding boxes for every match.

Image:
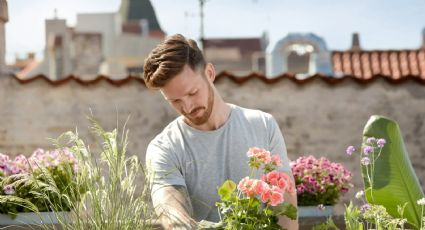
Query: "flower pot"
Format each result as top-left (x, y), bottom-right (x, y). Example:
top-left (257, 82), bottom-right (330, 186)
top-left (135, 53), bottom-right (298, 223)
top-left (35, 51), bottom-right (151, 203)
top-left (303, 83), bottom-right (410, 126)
top-left (0, 211), bottom-right (70, 225)
top-left (298, 205), bottom-right (334, 218)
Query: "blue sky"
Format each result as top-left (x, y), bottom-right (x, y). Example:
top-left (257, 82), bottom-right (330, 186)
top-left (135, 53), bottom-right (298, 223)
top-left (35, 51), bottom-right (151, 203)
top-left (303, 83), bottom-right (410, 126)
top-left (5, 0), bottom-right (425, 63)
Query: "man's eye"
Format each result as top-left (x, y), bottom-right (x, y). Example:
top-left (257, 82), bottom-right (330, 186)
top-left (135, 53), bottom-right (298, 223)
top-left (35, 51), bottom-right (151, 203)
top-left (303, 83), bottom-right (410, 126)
top-left (189, 91), bottom-right (197, 96)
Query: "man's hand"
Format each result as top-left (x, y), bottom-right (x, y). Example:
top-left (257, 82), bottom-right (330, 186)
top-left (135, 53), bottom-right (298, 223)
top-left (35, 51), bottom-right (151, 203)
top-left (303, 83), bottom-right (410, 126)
top-left (152, 185), bottom-right (198, 230)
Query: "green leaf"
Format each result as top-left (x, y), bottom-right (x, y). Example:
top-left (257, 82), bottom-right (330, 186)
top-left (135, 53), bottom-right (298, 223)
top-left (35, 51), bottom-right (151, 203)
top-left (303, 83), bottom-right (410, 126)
top-left (344, 202), bottom-right (364, 230)
top-left (198, 220), bottom-right (225, 229)
top-left (273, 202), bottom-right (298, 220)
top-left (312, 216), bottom-right (339, 230)
top-left (218, 180), bottom-right (236, 201)
top-left (362, 115), bottom-right (425, 229)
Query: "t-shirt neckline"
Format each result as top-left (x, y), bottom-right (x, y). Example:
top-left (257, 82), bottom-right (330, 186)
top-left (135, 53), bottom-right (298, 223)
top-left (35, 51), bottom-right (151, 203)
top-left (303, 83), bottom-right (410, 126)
top-left (178, 103), bottom-right (236, 135)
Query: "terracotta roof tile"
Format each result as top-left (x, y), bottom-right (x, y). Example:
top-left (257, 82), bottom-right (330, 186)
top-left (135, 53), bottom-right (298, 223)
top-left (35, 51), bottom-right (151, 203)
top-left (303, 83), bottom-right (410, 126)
top-left (332, 49), bottom-right (425, 80)
top-left (7, 71), bottom-right (425, 87)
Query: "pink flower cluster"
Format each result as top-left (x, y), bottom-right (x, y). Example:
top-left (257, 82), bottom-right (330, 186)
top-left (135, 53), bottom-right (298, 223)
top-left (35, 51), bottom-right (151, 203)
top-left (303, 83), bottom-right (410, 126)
top-left (0, 148), bottom-right (77, 177)
top-left (247, 147), bottom-right (282, 168)
top-left (238, 170), bottom-right (294, 206)
top-left (291, 155), bottom-right (352, 196)
top-left (238, 148), bottom-right (294, 206)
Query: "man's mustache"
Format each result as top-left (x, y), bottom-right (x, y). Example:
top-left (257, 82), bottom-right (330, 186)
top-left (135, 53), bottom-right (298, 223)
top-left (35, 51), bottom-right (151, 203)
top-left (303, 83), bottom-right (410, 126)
top-left (183, 107), bottom-right (205, 116)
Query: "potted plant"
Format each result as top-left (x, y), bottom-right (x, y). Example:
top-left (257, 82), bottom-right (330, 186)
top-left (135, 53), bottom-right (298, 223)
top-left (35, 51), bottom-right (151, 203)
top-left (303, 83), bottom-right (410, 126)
top-left (45, 117), bottom-right (156, 229)
top-left (199, 147), bottom-right (297, 229)
top-left (0, 148), bottom-right (78, 225)
top-left (290, 155), bottom-right (353, 217)
top-left (343, 115), bottom-right (425, 229)
top-left (0, 117), bottom-right (156, 229)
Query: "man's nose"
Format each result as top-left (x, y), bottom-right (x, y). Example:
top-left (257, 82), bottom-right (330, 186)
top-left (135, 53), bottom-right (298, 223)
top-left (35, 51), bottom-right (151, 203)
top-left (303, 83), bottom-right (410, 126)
top-left (182, 98), bottom-right (194, 114)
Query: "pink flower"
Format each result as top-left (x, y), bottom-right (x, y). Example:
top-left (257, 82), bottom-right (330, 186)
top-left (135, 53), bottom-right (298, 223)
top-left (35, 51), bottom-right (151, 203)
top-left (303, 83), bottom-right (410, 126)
top-left (247, 147), bottom-right (271, 164)
top-left (263, 171), bottom-right (280, 186)
top-left (361, 157), bottom-right (370, 166)
top-left (3, 184), bottom-right (15, 195)
top-left (263, 171), bottom-right (294, 194)
top-left (363, 146), bottom-right (374, 155)
top-left (366, 137), bottom-right (376, 144)
top-left (253, 180), bottom-right (268, 195)
top-left (377, 138), bottom-right (386, 148)
top-left (269, 186), bottom-right (284, 206)
top-left (271, 155), bottom-right (282, 166)
top-left (0, 153), bottom-right (10, 166)
top-left (261, 187), bottom-right (272, 203)
top-left (296, 184), bottom-right (306, 194)
top-left (238, 177), bottom-right (256, 197)
top-left (346, 146), bottom-right (355, 155)
top-left (290, 155), bottom-right (353, 205)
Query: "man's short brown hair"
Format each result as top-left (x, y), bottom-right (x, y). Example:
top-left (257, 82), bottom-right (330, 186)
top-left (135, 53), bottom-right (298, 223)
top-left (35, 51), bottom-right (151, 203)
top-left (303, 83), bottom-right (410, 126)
top-left (143, 34), bottom-right (206, 89)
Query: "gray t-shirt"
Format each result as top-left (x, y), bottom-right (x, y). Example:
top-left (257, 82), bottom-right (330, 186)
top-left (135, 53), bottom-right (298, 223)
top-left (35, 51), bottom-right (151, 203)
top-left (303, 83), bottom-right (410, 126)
top-left (145, 104), bottom-right (291, 222)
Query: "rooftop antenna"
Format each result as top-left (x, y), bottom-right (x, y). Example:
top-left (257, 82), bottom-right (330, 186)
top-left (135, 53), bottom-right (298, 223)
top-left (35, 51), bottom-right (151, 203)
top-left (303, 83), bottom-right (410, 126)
top-left (199, 0), bottom-right (209, 48)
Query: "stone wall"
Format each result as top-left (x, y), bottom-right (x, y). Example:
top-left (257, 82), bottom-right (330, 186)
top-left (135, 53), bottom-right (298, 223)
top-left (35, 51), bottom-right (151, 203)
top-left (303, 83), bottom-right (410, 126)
top-left (0, 75), bottom-right (424, 213)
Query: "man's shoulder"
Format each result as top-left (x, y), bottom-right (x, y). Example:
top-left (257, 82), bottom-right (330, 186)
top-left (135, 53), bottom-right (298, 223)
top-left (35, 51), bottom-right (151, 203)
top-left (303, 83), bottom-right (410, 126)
top-left (148, 117), bottom-right (183, 149)
top-left (232, 104), bottom-right (274, 122)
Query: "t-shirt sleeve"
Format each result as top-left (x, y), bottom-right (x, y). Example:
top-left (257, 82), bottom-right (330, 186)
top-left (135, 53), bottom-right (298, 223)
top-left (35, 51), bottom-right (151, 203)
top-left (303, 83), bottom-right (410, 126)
top-left (267, 115), bottom-right (292, 174)
top-left (145, 142), bottom-right (186, 195)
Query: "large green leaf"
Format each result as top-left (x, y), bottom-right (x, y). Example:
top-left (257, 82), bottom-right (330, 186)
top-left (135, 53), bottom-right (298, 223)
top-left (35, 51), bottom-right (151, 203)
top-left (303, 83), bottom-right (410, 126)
top-left (218, 180), bottom-right (236, 201)
top-left (273, 202), bottom-right (298, 220)
top-left (362, 115), bottom-right (424, 228)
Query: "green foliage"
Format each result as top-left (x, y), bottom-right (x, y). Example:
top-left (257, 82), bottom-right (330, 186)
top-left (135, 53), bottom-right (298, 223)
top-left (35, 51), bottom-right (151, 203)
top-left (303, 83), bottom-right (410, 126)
top-left (202, 148), bottom-right (298, 230)
top-left (44, 115), bottom-right (155, 229)
top-left (344, 202), bottom-right (364, 230)
top-left (296, 186), bottom-right (340, 206)
top-left (213, 180), bottom-right (296, 230)
top-left (362, 115), bottom-right (425, 228)
top-left (0, 160), bottom-right (80, 215)
top-left (312, 216), bottom-right (339, 230)
top-left (218, 180), bottom-right (236, 201)
top-left (273, 202), bottom-right (297, 220)
top-left (0, 115), bottom-right (154, 229)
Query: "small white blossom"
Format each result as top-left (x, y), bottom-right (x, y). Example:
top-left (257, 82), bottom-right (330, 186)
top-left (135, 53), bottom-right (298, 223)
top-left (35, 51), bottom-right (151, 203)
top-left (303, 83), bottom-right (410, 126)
top-left (317, 204), bottom-right (325, 211)
top-left (417, 197), bottom-right (425, 206)
top-left (355, 190), bottom-right (364, 199)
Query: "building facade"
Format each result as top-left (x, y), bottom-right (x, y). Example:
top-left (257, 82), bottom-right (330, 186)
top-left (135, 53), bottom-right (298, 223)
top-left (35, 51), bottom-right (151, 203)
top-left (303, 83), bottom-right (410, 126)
top-left (22, 0), bottom-right (165, 80)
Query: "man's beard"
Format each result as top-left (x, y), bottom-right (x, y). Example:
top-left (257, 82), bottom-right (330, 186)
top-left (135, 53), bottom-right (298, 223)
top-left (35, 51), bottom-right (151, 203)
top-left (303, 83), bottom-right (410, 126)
top-left (183, 83), bottom-right (214, 126)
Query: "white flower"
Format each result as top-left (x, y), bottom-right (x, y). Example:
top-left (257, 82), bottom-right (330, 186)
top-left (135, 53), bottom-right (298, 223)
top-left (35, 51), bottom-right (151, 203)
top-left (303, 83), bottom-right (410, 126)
top-left (317, 204), bottom-right (325, 211)
top-left (417, 197), bottom-right (425, 206)
top-left (355, 190), bottom-right (364, 199)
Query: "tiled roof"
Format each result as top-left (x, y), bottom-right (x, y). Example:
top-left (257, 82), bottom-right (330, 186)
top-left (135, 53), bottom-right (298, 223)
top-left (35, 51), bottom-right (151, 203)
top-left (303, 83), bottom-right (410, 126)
top-left (332, 49), bottom-right (425, 80)
top-left (6, 71), bottom-right (425, 87)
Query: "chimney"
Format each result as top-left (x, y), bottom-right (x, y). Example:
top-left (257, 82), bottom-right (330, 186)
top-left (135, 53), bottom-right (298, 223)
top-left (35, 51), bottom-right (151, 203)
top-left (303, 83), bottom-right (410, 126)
top-left (351, 33), bottom-right (361, 51)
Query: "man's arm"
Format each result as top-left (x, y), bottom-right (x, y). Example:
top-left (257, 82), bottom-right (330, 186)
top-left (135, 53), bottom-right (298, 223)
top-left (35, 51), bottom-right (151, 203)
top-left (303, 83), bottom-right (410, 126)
top-left (278, 190), bottom-right (299, 230)
top-left (152, 185), bottom-right (198, 230)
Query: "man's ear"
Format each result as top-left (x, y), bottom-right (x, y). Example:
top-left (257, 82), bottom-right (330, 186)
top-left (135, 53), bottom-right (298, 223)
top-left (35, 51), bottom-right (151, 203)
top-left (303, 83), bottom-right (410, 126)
top-left (204, 63), bottom-right (216, 83)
